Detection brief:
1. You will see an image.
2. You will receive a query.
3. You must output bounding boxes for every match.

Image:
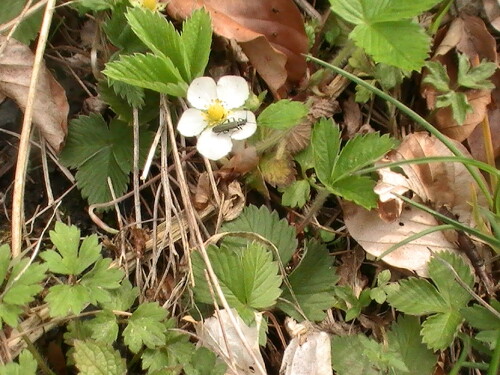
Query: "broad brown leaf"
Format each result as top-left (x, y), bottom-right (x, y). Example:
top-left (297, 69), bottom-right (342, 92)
top-left (164, 0), bottom-right (308, 93)
top-left (0, 36), bottom-right (68, 151)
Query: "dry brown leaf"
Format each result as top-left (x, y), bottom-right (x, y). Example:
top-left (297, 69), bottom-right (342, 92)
top-left (221, 180), bottom-right (245, 221)
top-left (379, 132), bottom-right (489, 226)
top-left (343, 201), bottom-right (458, 276)
top-left (341, 95), bottom-right (362, 137)
top-left (164, 0), bottom-right (308, 93)
top-left (424, 15), bottom-right (497, 142)
top-left (483, 0), bottom-right (500, 32)
top-left (259, 152), bottom-right (295, 187)
top-left (0, 36), bottom-right (68, 151)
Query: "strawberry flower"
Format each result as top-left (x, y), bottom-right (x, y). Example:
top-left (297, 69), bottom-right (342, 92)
top-left (177, 76), bottom-right (257, 160)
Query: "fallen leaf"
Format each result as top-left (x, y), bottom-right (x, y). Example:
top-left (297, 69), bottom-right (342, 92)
top-left (259, 152), bottom-right (296, 187)
top-left (280, 318), bottom-right (332, 375)
top-left (164, 0), bottom-right (308, 93)
top-left (424, 15), bottom-right (497, 142)
top-left (196, 309), bottom-right (265, 375)
top-left (483, 0), bottom-right (500, 32)
top-left (221, 180), bottom-right (245, 221)
top-left (376, 132), bottom-right (489, 226)
top-left (343, 201), bottom-right (458, 276)
top-left (0, 36), bottom-right (68, 151)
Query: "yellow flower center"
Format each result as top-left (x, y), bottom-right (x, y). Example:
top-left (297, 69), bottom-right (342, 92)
top-left (205, 100), bottom-right (228, 125)
top-left (142, 0), bottom-right (158, 11)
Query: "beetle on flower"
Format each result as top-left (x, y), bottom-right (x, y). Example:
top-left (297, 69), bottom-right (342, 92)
top-left (177, 75), bottom-right (257, 160)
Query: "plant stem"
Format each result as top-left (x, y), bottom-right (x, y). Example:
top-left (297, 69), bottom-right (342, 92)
top-left (296, 188), bottom-right (331, 233)
top-left (488, 331), bottom-right (500, 375)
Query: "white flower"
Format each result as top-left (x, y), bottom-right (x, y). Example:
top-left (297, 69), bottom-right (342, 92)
top-left (177, 76), bottom-right (257, 160)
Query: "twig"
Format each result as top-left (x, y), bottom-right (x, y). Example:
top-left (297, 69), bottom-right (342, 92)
top-left (11, 0), bottom-right (57, 257)
top-left (132, 108), bottom-right (142, 228)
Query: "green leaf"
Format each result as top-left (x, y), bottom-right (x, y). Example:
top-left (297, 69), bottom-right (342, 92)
top-left (3, 261), bottom-right (46, 306)
top-left (386, 278), bottom-right (449, 315)
top-left (277, 241), bottom-right (339, 321)
top-left (312, 118), bottom-right (341, 186)
top-left (423, 61), bottom-right (451, 92)
top-left (0, 0), bottom-right (43, 45)
top-left (0, 252), bottom-right (47, 327)
top-left (45, 284), bottom-right (90, 317)
top-left (427, 252), bottom-right (474, 309)
top-left (80, 258), bottom-right (124, 305)
top-left (184, 347), bottom-right (227, 375)
top-left (181, 9), bottom-right (213, 79)
top-left (221, 205), bottom-right (297, 265)
top-left (330, 0), bottom-right (442, 24)
top-left (42, 222), bottom-right (100, 275)
top-left (192, 243), bottom-right (283, 318)
top-left (141, 333), bottom-right (194, 374)
top-left (99, 279), bottom-right (138, 311)
top-left (421, 312), bottom-right (463, 350)
top-left (0, 349), bottom-right (37, 375)
top-left (86, 310), bottom-right (119, 344)
top-left (0, 245), bottom-right (10, 284)
top-left (59, 114), bottom-right (154, 206)
top-left (123, 303), bottom-right (167, 353)
top-left (104, 53), bottom-right (187, 96)
top-left (331, 335), bottom-right (380, 375)
top-left (329, 175), bottom-right (378, 209)
top-left (461, 303), bottom-right (500, 331)
top-left (435, 91), bottom-right (473, 125)
top-left (280, 180), bottom-right (310, 208)
top-left (387, 316), bottom-right (436, 375)
top-left (374, 63), bottom-right (405, 90)
top-left (126, 7), bottom-right (190, 81)
top-left (350, 21), bottom-right (431, 71)
top-left (457, 53), bottom-right (496, 90)
top-left (257, 100), bottom-right (309, 130)
top-left (102, 3), bottom-right (144, 53)
top-left (109, 80), bottom-right (145, 108)
top-left (73, 340), bottom-right (126, 375)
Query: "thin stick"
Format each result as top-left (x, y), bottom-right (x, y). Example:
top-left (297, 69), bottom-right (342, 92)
top-left (11, 0), bottom-right (57, 257)
top-left (132, 108), bottom-right (142, 228)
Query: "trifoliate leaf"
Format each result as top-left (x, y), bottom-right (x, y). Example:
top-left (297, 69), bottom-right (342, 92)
top-left (435, 91), bottom-right (473, 125)
top-left (330, 0), bottom-right (439, 70)
top-left (457, 53), bottom-right (496, 90)
top-left (221, 205), bottom-right (297, 265)
top-left (312, 118), bottom-right (340, 186)
top-left (181, 9), bottom-right (213, 80)
top-left (123, 302), bottom-right (167, 353)
top-left (386, 278), bottom-right (448, 315)
top-left (42, 222), bottom-right (101, 275)
top-left (103, 53), bottom-right (187, 96)
top-left (59, 114), bottom-right (154, 206)
top-left (280, 180), bottom-right (310, 208)
top-left (427, 251), bottom-right (474, 310)
top-left (126, 7), bottom-right (190, 81)
top-left (387, 316), bottom-right (436, 375)
top-left (45, 284), bottom-right (90, 317)
top-left (277, 241), bottom-right (338, 321)
top-left (257, 100), bottom-right (309, 130)
top-left (86, 310), bottom-right (119, 344)
top-left (192, 243), bottom-right (283, 319)
top-left (420, 311), bottom-right (463, 350)
top-left (73, 340), bottom-right (126, 375)
top-left (423, 61), bottom-right (451, 92)
top-left (0, 349), bottom-right (37, 375)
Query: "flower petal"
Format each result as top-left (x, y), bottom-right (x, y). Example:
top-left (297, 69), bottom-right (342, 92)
top-left (197, 130), bottom-right (233, 160)
top-left (187, 77), bottom-right (218, 109)
top-left (177, 108), bottom-right (207, 136)
top-left (228, 110), bottom-right (257, 140)
top-left (217, 76), bottom-right (249, 109)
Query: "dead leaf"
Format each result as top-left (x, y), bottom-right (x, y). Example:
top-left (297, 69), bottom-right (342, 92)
top-left (376, 132), bottom-right (488, 226)
top-left (483, 0), bottom-right (500, 32)
top-left (341, 95), bottom-right (362, 137)
top-left (280, 318), bottom-right (332, 375)
top-left (425, 15), bottom-right (497, 142)
top-left (259, 152), bottom-right (296, 187)
top-left (164, 0), bottom-right (308, 93)
top-left (221, 180), bottom-right (245, 221)
top-left (343, 201), bottom-right (459, 276)
top-left (0, 36), bottom-right (68, 151)
top-left (196, 309), bottom-right (265, 375)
